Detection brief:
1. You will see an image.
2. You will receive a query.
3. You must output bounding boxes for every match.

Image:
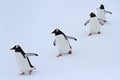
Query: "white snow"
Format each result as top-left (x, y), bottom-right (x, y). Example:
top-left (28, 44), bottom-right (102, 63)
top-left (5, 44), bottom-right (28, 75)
top-left (0, 0), bottom-right (120, 80)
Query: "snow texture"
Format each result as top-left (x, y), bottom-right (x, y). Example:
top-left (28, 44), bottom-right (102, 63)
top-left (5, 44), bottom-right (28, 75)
top-left (0, 0), bottom-right (120, 80)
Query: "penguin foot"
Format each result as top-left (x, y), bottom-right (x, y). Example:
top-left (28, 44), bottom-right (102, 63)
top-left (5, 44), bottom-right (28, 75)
top-left (99, 21), bottom-right (104, 25)
top-left (88, 33), bottom-right (92, 36)
top-left (19, 72), bottom-right (25, 75)
top-left (29, 70), bottom-right (33, 74)
top-left (68, 50), bottom-right (72, 54)
top-left (57, 54), bottom-right (62, 57)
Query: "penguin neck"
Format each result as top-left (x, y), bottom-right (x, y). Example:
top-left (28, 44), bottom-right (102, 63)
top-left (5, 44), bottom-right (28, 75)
top-left (55, 34), bottom-right (67, 39)
top-left (16, 49), bottom-right (24, 53)
top-left (98, 8), bottom-right (105, 11)
top-left (15, 49), bottom-right (25, 57)
top-left (90, 17), bottom-right (97, 20)
top-left (21, 51), bottom-right (25, 55)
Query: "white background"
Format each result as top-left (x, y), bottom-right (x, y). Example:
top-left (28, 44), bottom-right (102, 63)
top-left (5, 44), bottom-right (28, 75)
top-left (0, 0), bottom-right (120, 80)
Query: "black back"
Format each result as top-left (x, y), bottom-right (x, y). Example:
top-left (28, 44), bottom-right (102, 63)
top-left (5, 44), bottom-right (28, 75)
top-left (89, 12), bottom-right (96, 18)
top-left (100, 4), bottom-right (105, 9)
top-left (10, 45), bottom-right (34, 68)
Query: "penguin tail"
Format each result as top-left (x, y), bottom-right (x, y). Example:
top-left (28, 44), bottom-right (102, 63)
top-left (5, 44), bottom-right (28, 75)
top-left (33, 67), bottom-right (36, 70)
top-left (31, 66), bottom-right (36, 70)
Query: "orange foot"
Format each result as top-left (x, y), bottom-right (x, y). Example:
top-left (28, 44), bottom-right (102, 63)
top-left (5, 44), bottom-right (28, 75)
top-left (99, 21), bottom-right (104, 25)
top-left (68, 50), bottom-right (72, 54)
top-left (20, 72), bottom-right (25, 75)
top-left (29, 70), bottom-right (33, 74)
top-left (57, 54), bottom-right (62, 57)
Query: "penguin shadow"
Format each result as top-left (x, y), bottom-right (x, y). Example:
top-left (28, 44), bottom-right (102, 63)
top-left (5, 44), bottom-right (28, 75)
top-left (18, 70), bottom-right (39, 76)
top-left (57, 53), bottom-right (72, 58)
top-left (88, 32), bottom-right (102, 36)
top-left (100, 21), bottom-right (110, 26)
top-left (28, 70), bottom-right (39, 76)
top-left (104, 21), bottom-right (111, 25)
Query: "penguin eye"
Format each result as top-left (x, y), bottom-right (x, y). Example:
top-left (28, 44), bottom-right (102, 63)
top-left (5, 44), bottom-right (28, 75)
top-left (15, 45), bottom-right (19, 48)
top-left (56, 29), bottom-right (59, 32)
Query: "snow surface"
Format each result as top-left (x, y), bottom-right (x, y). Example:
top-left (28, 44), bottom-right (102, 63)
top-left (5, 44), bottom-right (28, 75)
top-left (0, 0), bottom-right (120, 80)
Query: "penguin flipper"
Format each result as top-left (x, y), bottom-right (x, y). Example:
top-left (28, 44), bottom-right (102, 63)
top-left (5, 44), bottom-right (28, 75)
top-left (26, 57), bottom-right (34, 68)
top-left (66, 36), bottom-right (77, 41)
top-left (105, 10), bottom-right (112, 14)
top-left (98, 18), bottom-right (107, 22)
top-left (84, 20), bottom-right (90, 26)
top-left (53, 39), bottom-right (56, 46)
top-left (25, 53), bottom-right (38, 58)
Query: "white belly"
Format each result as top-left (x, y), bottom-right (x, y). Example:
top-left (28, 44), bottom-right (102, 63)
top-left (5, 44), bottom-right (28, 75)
top-left (89, 17), bottom-right (101, 34)
top-left (56, 35), bottom-right (71, 53)
top-left (97, 9), bottom-right (106, 20)
top-left (15, 53), bottom-right (32, 72)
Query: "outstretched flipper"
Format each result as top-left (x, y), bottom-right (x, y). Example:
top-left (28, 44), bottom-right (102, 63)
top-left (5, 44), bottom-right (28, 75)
top-left (105, 10), bottom-right (112, 14)
top-left (98, 18), bottom-right (107, 25)
top-left (25, 53), bottom-right (38, 58)
top-left (98, 18), bottom-right (107, 22)
top-left (66, 36), bottom-right (77, 41)
top-left (84, 20), bottom-right (90, 26)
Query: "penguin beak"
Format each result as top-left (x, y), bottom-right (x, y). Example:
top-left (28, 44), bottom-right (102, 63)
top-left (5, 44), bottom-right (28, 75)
top-left (10, 48), bottom-right (13, 50)
top-left (51, 32), bottom-right (54, 34)
top-left (89, 13), bottom-right (91, 17)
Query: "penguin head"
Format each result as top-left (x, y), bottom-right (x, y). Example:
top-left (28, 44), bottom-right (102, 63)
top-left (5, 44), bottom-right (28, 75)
top-left (51, 29), bottom-right (64, 36)
top-left (89, 12), bottom-right (96, 18)
top-left (99, 4), bottom-right (105, 9)
top-left (10, 45), bottom-right (23, 52)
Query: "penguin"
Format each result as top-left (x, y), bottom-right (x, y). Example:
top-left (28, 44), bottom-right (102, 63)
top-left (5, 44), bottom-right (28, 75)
top-left (84, 12), bottom-right (102, 36)
top-left (97, 4), bottom-right (112, 23)
top-left (51, 29), bottom-right (77, 57)
top-left (10, 45), bottom-right (38, 75)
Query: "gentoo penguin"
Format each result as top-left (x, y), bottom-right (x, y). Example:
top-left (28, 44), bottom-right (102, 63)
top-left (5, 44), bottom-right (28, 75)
top-left (84, 12), bottom-right (102, 36)
top-left (51, 29), bottom-right (77, 57)
top-left (10, 45), bottom-right (38, 75)
top-left (97, 4), bottom-right (112, 23)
